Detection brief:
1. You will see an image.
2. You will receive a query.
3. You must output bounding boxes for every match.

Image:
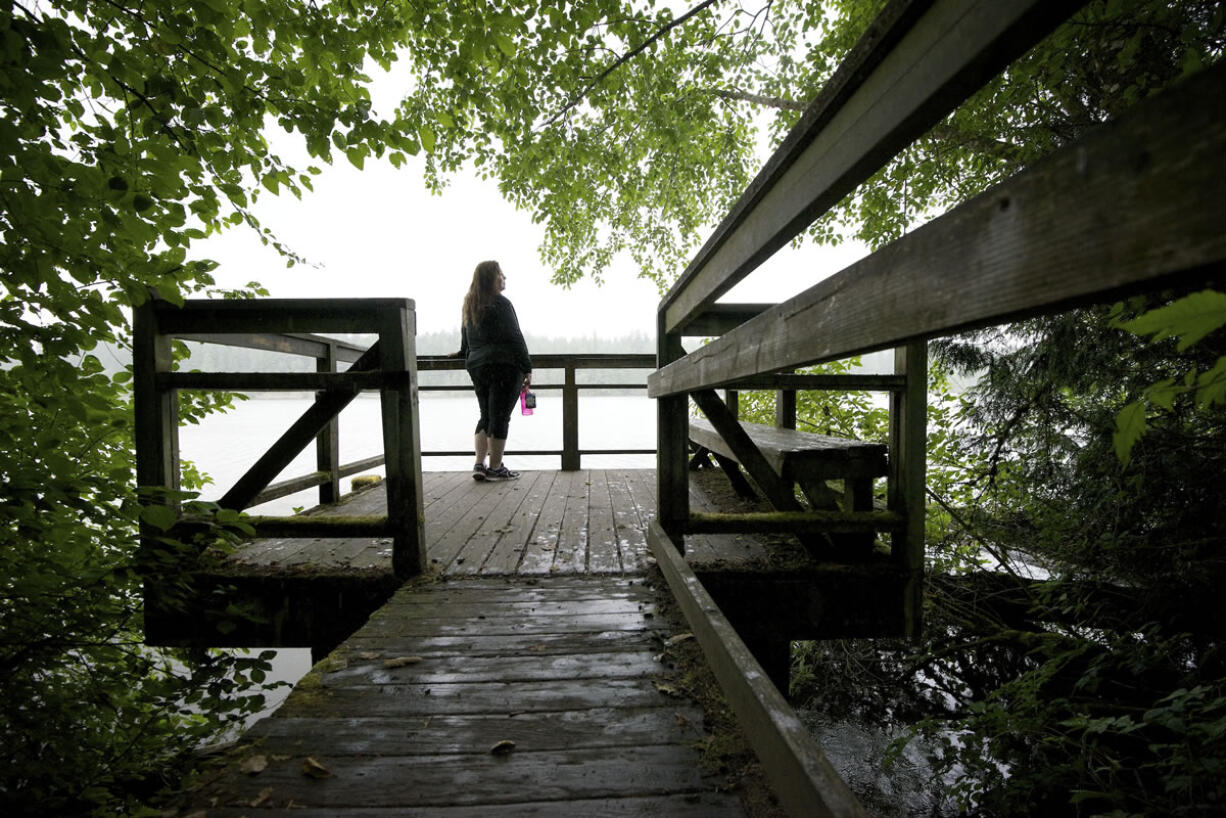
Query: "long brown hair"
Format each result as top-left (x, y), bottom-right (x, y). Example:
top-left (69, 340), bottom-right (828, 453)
top-left (462, 260), bottom-right (501, 328)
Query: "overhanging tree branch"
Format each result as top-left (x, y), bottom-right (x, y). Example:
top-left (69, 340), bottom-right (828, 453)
top-left (711, 87), bottom-right (807, 110)
top-left (540, 0), bottom-right (720, 129)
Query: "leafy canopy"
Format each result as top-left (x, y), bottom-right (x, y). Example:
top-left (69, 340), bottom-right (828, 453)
top-left (4, 0), bottom-right (1225, 813)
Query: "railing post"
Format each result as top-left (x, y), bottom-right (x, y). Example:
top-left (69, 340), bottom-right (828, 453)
top-left (133, 297), bottom-right (180, 519)
top-left (724, 388), bottom-right (738, 419)
top-left (377, 302), bottom-right (426, 579)
top-left (775, 386), bottom-right (796, 430)
top-left (889, 340), bottom-right (927, 638)
top-left (657, 318), bottom-right (689, 552)
top-left (316, 340), bottom-right (341, 504)
top-left (562, 363), bottom-right (580, 470)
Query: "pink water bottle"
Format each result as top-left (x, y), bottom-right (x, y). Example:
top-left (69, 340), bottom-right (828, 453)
top-left (520, 389), bottom-right (535, 416)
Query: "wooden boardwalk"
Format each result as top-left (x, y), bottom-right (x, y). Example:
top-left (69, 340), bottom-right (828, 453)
top-left (228, 469), bottom-right (770, 576)
top-left (186, 471), bottom-right (758, 816)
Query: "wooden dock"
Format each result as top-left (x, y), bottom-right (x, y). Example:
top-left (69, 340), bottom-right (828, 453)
top-left (180, 470), bottom-right (764, 816)
top-left (226, 468), bottom-right (771, 577)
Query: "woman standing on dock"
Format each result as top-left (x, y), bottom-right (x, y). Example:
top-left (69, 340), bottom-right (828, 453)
top-left (460, 260), bottom-right (532, 482)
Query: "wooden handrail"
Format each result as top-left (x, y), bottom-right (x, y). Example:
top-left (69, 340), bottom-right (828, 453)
top-left (136, 297), bottom-right (427, 579)
top-left (659, 0), bottom-right (1085, 336)
top-left (161, 347), bottom-right (658, 509)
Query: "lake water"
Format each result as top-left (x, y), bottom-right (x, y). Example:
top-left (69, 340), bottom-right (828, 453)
top-left (178, 392), bottom-right (657, 516)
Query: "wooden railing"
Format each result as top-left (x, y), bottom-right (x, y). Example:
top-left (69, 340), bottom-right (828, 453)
top-left (417, 353), bottom-right (656, 471)
top-left (136, 310), bottom-right (656, 515)
top-left (644, 1), bottom-right (1225, 815)
top-left (134, 297), bottom-right (427, 578)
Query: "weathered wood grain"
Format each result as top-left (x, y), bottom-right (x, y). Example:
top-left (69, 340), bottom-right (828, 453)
top-left (367, 596), bottom-right (653, 621)
top-left (152, 296), bottom-right (416, 335)
top-left (319, 650), bottom-right (667, 685)
top-left (223, 470), bottom-right (775, 581)
top-left (689, 418), bottom-right (888, 483)
top-left (480, 470), bottom-right (557, 573)
top-left (448, 470), bottom-right (546, 574)
top-left (587, 471), bottom-right (624, 574)
top-left (553, 469), bottom-right (593, 573)
top-left (649, 521), bottom-right (868, 818)
top-left (202, 793), bottom-right (744, 817)
top-left (519, 470), bottom-right (577, 574)
top-left (651, 62), bottom-right (1226, 397)
top-left (661, 0), bottom-right (1085, 333)
top-left (193, 576), bottom-right (746, 815)
top-left (203, 747), bottom-right (726, 809)
top-left (341, 630), bottom-right (663, 657)
top-left (605, 471), bottom-right (645, 572)
top-left (355, 611), bottom-right (663, 639)
top-left (244, 707), bottom-right (707, 755)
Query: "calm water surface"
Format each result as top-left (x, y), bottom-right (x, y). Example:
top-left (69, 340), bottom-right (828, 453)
top-left (178, 393), bottom-right (656, 515)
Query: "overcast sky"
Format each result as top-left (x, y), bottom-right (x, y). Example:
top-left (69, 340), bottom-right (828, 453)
top-left (195, 65), bottom-right (870, 342)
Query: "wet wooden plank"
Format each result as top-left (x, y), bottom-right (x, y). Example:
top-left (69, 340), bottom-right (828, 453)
top-left (204, 793), bottom-right (745, 817)
top-left (479, 470), bottom-right (557, 574)
top-left (356, 610), bottom-right (664, 639)
top-left (342, 629), bottom-right (664, 657)
top-left (373, 596), bottom-right (654, 620)
top-left (449, 471), bottom-right (546, 574)
top-left (223, 471), bottom-right (662, 578)
top-left (685, 472), bottom-right (771, 568)
top-left (192, 570), bottom-right (746, 816)
top-left (244, 707), bottom-right (708, 755)
top-left (650, 520), bottom-right (867, 818)
top-left (621, 469), bottom-right (658, 570)
top-left (552, 470), bottom-right (592, 574)
top-left (426, 479), bottom-right (500, 570)
top-left (383, 575), bottom-right (655, 603)
top-left (320, 650), bottom-right (668, 685)
top-left (587, 471), bottom-right (623, 574)
top-left (201, 746), bottom-right (725, 809)
top-left (519, 470), bottom-right (576, 574)
top-left (606, 470), bottom-right (646, 572)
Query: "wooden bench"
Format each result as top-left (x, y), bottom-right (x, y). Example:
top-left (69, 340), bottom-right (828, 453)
top-left (689, 416), bottom-right (889, 552)
top-left (690, 417), bottom-right (887, 505)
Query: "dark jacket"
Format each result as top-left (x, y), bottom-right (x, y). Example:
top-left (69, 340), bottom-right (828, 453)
top-left (460, 294), bottom-right (532, 374)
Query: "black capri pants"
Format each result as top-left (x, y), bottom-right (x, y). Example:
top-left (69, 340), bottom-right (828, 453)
top-left (468, 363), bottom-right (523, 440)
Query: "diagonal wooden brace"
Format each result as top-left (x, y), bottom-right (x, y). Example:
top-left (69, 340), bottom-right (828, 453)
top-left (691, 389), bottom-right (803, 513)
top-left (219, 341), bottom-right (382, 510)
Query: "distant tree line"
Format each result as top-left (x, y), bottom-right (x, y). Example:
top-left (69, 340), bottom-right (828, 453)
top-left (86, 329), bottom-right (656, 391)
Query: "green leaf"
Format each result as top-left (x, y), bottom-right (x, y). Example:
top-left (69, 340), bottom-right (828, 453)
top-left (1119, 290), bottom-right (1226, 352)
top-left (418, 126), bottom-right (436, 153)
top-left (1113, 400), bottom-right (1147, 465)
top-left (494, 33), bottom-right (516, 58)
top-left (1195, 357), bottom-right (1226, 408)
top-left (140, 504), bottom-right (178, 532)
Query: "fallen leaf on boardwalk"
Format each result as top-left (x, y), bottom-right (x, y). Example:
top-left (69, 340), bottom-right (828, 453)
top-left (301, 756), bottom-right (332, 779)
top-left (490, 739), bottom-right (516, 755)
top-left (654, 681), bottom-right (682, 698)
top-left (356, 651), bottom-right (380, 660)
top-left (251, 786), bottom-right (275, 807)
top-left (383, 656), bottom-right (423, 668)
top-left (525, 643), bottom-right (548, 653)
top-left (665, 633), bottom-right (694, 647)
top-left (240, 754), bottom-right (268, 775)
